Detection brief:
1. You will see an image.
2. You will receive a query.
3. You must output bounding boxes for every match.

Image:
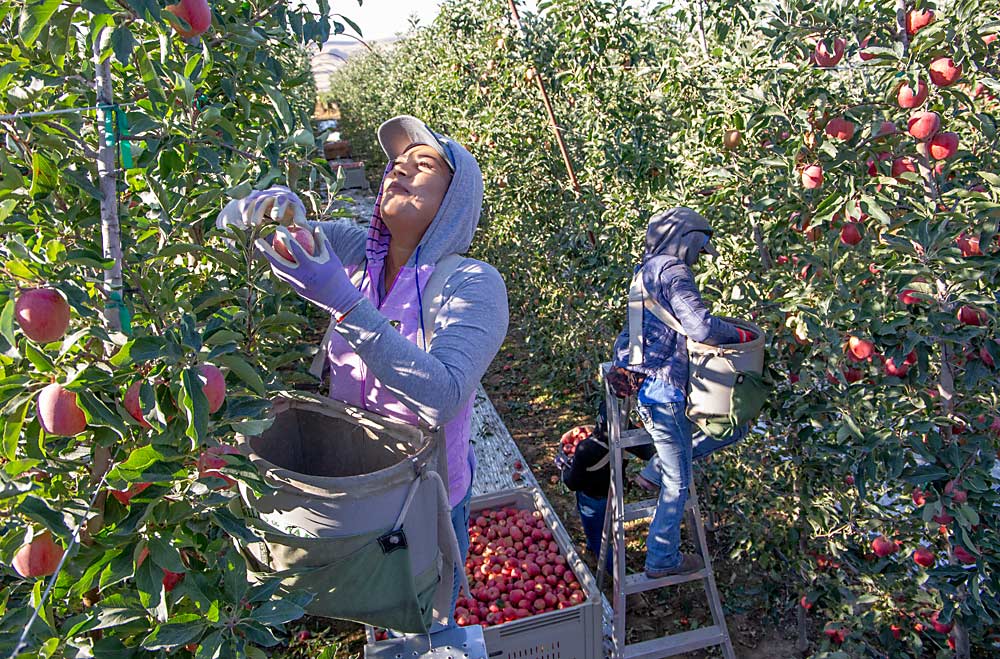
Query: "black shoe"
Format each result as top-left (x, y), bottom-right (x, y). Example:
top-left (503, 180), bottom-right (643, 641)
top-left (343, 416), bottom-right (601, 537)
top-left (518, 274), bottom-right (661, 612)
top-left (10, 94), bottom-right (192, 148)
top-left (645, 553), bottom-right (704, 579)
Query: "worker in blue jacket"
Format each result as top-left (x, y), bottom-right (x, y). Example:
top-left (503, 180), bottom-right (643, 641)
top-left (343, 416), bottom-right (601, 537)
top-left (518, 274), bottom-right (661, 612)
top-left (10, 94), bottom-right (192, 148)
top-left (606, 208), bottom-right (753, 579)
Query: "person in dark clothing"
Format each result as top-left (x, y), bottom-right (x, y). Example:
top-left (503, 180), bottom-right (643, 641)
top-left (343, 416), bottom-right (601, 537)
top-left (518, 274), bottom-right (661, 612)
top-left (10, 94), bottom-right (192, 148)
top-left (558, 399), bottom-right (654, 569)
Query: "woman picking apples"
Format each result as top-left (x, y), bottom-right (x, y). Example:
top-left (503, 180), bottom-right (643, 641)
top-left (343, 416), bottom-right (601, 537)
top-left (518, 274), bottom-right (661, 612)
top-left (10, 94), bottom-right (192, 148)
top-left (219, 116), bottom-right (509, 625)
top-left (606, 208), bottom-right (753, 578)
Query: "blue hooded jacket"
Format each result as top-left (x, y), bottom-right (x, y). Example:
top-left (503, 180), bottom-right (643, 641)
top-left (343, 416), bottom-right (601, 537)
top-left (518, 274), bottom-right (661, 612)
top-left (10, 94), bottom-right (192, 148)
top-left (611, 208), bottom-right (740, 401)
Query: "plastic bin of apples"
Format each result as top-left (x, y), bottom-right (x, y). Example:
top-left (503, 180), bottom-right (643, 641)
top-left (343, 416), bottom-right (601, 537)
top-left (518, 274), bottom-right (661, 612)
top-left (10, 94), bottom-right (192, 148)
top-left (371, 488), bottom-right (603, 658)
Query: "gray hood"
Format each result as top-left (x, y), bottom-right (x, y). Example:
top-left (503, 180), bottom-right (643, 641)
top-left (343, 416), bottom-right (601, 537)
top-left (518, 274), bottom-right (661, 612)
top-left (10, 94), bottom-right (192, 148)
top-left (365, 134), bottom-right (484, 269)
top-left (644, 207), bottom-right (715, 266)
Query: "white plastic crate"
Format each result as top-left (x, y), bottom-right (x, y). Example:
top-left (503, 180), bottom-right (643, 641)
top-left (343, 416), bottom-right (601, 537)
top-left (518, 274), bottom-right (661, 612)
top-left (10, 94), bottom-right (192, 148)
top-left (468, 488), bottom-right (602, 659)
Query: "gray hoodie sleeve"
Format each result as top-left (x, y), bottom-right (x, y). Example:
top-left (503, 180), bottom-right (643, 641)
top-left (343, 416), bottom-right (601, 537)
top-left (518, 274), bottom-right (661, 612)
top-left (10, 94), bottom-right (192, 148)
top-left (331, 259), bottom-right (509, 427)
top-left (305, 219), bottom-right (367, 266)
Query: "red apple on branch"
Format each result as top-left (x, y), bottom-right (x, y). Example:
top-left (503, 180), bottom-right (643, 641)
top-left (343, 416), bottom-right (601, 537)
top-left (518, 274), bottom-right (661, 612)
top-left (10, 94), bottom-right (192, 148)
top-left (956, 305), bottom-right (986, 326)
top-left (12, 531), bottom-right (64, 578)
top-left (872, 535), bottom-right (898, 558)
top-left (913, 547), bottom-right (935, 568)
top-left (811, 38), bottom-right (845, 67)
top-left (929, 57), bottom-right (962, 87)
top-left (198, 445), bottom-right (240, 489)
top-left (198, 364), bottom-right (226, 413)
top-left (801, 164), bottom-right (823, 189)
top-left (165, 0), bottom-right (212, 39)
top-left (840, 222), bottom-right (862, 245)
top-left (37, 383), bottom-right (87, 436)
top-left (906, 9), bottom-right (934, 36)
top-left (907, 111), bottom-right (940, 141)
top-left (897, 80), bottom-right (928, 108)
top-left (847, 336), bottom-right (875, 360)
top-left (825, 116), bottom-right (856, 140)
top-left (15, 288), bottom-right (71, 344)
top-left (124, 381), bottom-right (152, 429)
top-left (928, 132), bottom-right (958, 160)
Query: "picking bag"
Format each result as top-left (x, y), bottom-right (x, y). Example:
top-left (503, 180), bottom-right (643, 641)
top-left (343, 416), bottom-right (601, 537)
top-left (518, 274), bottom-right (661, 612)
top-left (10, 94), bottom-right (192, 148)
top-left (233, 395), bottom-right (466, 633)
top-left (627, 272), bottom-right (767, 423)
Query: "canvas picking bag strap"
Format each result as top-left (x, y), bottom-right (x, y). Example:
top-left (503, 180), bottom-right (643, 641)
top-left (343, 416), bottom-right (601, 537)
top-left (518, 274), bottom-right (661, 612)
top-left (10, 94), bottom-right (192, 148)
top-left (627, 271), bottom-right (765, 421)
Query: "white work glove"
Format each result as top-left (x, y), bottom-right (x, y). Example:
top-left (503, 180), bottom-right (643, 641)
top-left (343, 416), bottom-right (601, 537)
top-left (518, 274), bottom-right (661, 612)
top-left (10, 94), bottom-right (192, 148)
top-left (215, 185), bottom-right (307, 234)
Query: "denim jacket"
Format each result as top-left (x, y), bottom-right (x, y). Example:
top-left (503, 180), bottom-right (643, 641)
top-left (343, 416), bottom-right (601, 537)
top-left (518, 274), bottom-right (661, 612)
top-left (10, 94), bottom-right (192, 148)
top-left (612, 255), bottom-right (740, 399)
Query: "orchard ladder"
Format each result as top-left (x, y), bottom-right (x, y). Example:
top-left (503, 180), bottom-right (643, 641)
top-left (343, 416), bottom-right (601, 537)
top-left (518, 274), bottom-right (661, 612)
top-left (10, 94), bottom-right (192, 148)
top-left (597, 363), bottom-right (736, 659)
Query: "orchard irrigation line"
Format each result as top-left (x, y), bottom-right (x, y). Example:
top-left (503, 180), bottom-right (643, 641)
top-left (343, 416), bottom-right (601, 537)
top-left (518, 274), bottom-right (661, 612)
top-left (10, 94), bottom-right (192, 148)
top-left (0, 103), bottom-right (140, 123)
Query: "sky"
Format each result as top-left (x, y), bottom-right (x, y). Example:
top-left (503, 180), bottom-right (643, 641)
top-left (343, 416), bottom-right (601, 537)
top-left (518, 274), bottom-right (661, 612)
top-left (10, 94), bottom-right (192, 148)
top-left (329, 0), bottom-right (657, 43)
top-left (331, 0), bottom-right (448, 42)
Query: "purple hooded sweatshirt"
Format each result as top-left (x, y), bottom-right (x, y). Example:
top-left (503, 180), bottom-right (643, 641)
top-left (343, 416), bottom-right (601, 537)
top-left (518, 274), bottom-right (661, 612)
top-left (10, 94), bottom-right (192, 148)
top-left (307, 139), bottom-right (509, 506)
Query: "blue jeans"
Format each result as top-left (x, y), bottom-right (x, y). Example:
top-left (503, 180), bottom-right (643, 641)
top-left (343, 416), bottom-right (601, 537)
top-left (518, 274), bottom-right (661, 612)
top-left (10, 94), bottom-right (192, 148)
top-left (576, 491), bottom-right (613, 573)
top-left (636, 402), bottom-right (749, 572)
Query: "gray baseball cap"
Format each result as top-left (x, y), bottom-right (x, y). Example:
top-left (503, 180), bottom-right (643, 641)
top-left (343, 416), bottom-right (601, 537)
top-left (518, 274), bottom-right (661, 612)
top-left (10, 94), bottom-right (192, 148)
top-left (377, 115), bottom-right (457, 172)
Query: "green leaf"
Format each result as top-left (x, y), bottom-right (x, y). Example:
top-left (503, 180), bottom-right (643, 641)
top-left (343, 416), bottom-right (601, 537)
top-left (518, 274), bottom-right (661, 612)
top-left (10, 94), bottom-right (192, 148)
top-left (91, 607), bottom-right (148, 631)
top-left (147, 535), bottom-right (186, 573)
top-left (0, 299), bottom-right (20, 358)
top-left (19, 0), bottom-right (63, 47)
top-left (179, 367), bottom-right (209, 443)
top-left (29, 151), bottom-right (59, 198)
top-left (214, 354), bottom-right (266, 396)
top-left (249, 599), bottom-right (305, 626)
top-left (195, 630), bottom-right (224, 659)
top-left (141, 620), bottom-right (205, 651)
top-left (262, 85), bottom-right (294, 133)
top-left (19, 495), bottom-right (72, 540)
top-left (110, 336), bottom-right (167, 367)
top-left (76, 390), bottom-right (128, 437)
top-left (2, 398), bottom-right (29, 461)
top-left (126, 444), bottom-right (167, 471)
top-left (24, 342), bottom-right (53, 371)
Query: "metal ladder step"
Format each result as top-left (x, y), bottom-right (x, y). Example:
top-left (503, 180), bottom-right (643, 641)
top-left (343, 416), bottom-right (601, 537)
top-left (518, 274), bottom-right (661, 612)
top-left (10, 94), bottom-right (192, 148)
top-left (620, 427), bottom-right (652, 448)
top-left (624, 568), bottom-right (708, 594)
top-left (622, 625), bottom-right (726, 659)
top-left (624, 497), bottom-right (695, 523)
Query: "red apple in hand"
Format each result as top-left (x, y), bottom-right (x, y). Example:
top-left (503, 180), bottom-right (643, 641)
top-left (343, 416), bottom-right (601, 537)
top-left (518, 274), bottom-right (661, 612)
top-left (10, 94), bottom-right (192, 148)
top-left (165, 0), bottom-right (212, 39)
top-left (272, 225), bottom-right (317, 263)
top-left (15, 288), bottom-right (71, 344)
top-left (37, 383), bottom-right (88, 436)
top-left (897, 80), bottom-right (928, 108)
top-left (913, 547), bottom-right (935, 568)
top-left (13, 531), bottom-right (64, 578)
top-left (198, 364), bottom-right (226, 413)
